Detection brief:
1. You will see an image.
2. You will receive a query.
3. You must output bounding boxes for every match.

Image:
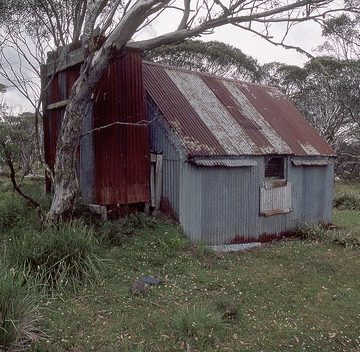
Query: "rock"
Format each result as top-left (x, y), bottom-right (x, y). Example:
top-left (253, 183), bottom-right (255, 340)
top-left (141, 275), bottom-right (161, 286)
top-left (130, 279), bottom-right (150, 295)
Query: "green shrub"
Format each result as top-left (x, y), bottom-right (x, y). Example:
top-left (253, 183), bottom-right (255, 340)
top-left (0, 192), bottom-right (29, 229)
top-left (333, 193), bottom-right (360, 210)
top-left (299, 225), bottom-right (360, 249)
top-left (97, 214), bottom-right (159, 246)
top-left (172, 305), bottom-right (226, 348)
top-left (0, 273), bottom-right (42, 351)
top-left (8, 221), bottom-right (104, 292)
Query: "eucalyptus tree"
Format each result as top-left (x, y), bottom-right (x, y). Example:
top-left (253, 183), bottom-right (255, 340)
top-left (0, 0), bottom-right (357, 223)
top-left (146, 40), bottom-right (262, 82)
top-left (317, 13), bottom-right (360, 59)
top-left (263, 57), bottom-right (360, 147)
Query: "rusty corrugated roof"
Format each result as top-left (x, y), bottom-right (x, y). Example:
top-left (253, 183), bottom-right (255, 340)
top-left (143, 62), bottom-right (335, 157)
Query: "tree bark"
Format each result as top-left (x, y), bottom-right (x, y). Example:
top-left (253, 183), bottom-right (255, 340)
top-left (45, 50), bottom-right (112, 225)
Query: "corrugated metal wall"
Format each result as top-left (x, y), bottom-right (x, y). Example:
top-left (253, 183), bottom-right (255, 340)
top-left (44, 51), bottom-right (150, 206)
top-left (148, 107), bottom-right (182, 215)
top-left (148, 124), bottom-right (334, 244)
top-left (289, 161), bottom-right (334, 225)
top-left (92, 52), bottom-right (150, 205)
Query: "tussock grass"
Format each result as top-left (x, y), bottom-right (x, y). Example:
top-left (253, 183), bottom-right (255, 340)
top-left (334, 182), bottom-right (360, 210)
top-left (172, 305), bottom-right (226, 348)
top-left (8, 221), bottom-right (104, 293)
top-left (334, 194), bottom-right (360, 210)
top-left (96, 213), bottom-right (159, 246)
top-left (214, 297), bottom-right (240, 321)
top-left (0, 192), bottom-right (29, 230)
top-left (298, 225), bottom-right (360, 249)
top-left (0, 273), bottom-right (42, 351)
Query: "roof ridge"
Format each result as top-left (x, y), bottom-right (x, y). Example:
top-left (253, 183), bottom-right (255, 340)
top-left (143, 60), bottom-right (276, 90)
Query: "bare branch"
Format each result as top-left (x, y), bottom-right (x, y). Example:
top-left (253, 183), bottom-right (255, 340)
top-left (80, 117), bottom-right (158, 138)
top-left (178, 0), bottom-right (191, 29)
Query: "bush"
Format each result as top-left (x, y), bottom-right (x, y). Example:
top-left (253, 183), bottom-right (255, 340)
top-left (299, 225), bottom-right (360, 249)
top-left (334, 193), bottom-right (360, 210)
top-left (172, 305), bottom-right (226, 348)
top-left (97, 214), bottom-right (159, 246)
top-left (0, 192), bottom-right (29, 230)
top-left (8, 221), bottom-right (104, 292)
top-left (0, 273), bottom-right (42, 351)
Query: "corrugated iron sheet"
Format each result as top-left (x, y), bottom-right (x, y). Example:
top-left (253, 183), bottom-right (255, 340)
top-left (190, 158), bottom-right (257, 167)
top-left (44, 52), bottom-right (150, 206)
top-left (44, 64), bottom-right (81, 172)
top-left (291, 157), bottom-right (329, 166)
top-left (93, 52), bottom-right (150, 205)
top-left (143, 62), bottom-right (335, 157)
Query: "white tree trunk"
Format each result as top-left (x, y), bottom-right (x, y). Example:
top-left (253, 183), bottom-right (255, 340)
top-left (45, 52), bottom-right (111, 224)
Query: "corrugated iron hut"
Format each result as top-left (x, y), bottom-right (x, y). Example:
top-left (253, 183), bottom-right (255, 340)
top-left (43, 49), bottom-right (335, 245)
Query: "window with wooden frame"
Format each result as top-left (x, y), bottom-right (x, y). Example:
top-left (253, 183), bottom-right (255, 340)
top-left (260, 156), bottom-right (291, 216)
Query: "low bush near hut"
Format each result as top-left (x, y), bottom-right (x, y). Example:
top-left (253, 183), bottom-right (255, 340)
top-left (0, 192), bottom-right (29, 230)
top-left (334, 193), bottom-right (360, 210)
top-left (96, 213), bottom-right (159, 246)
top-left (8, 221), bottom-right (104, 292)
top-left (299, 225), bottom-right (360, 249)
top-left (0, 273), bottom-right (42, 351)
top-left (172, 305), bottom-right (226, 348)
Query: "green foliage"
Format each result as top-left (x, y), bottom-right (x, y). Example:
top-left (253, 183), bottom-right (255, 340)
top-left (8, 221), bottom-right (104, 292)
top-left (299, 225), bottom-right (360, 249)
top-left (0, 272), bottom-right (42, 351)
top-left (318, 13), bottom-right (360, 59)
top-left (334, 193), bottom-right (360, 210)
top-left (96, 214), bottom-right (159, 246)
top-left (262, 58), bottom-right (360, 180)
top-left (172, 305), bottom-right (226, 348)
top-left (334, 182), bottom-right (360, 210)
top-left (0, 112), bottom-right (38, 176)
top-left (0, 191), bottom-right (30, 230)
top-left (0, 180), bottom-right (50, 232)
top-left (147, 40), bottom-right (262, 82)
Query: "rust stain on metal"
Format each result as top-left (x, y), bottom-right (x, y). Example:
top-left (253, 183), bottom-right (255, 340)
top-left (93, 52), bottom-right (150, 205)
top-left (230, 231), bottom-right (299, 244)
top-left (143, 62), bottom-right (335, 157)
top-left (44, 53), bottom-right (150, 206)
top-left (165, 68), bottom-right (258, 155)
top-left (200, 75), bottom-right (273, 150)
top-left (236, 83), bottom-right (335, 156)
top-left (143, 64), bottom-right (224, 156)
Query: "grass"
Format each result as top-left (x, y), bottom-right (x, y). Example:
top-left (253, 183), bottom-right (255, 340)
top-left (0, 180), bottom-right (359, 351)
top-left (334, 182), bottom-right (360, 210)
top-left (172, 305), bottom-right (226, 349)
top-left (0, 272), bottom-right (42, 351)
top-left (31, 234), bottom-right (360, 352)
top-left (7, 221), bottom-right (105, 293)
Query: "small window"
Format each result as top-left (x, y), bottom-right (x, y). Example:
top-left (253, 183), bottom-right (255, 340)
top-left (265, 157), bottom-right (285, 179)
top-left (260, 156), bottom-right (291, 216)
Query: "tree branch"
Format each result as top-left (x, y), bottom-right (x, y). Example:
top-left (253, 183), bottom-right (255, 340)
top-left (2, 142), bottom-right (44, 214)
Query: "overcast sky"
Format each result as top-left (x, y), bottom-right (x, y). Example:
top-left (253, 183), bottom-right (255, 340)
top-left (2, 17), bottom-right (324, 113)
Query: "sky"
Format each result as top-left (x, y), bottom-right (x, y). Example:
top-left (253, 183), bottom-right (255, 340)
top-left (1, 11), bottom-right (325, 113)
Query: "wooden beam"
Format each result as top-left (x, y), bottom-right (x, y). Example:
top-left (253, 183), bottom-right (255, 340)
top-left (150, 154), bottom-right (156, 207)
top-left (47, 100), bottom-right (68, 110)
top-left (46, 47), bottom-right (84, 76)
top-left (154, 154), bottom-right (163, 212)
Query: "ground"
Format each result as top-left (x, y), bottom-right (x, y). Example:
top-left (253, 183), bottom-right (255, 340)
top-left (1, 180), bottom-right (360, 352)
